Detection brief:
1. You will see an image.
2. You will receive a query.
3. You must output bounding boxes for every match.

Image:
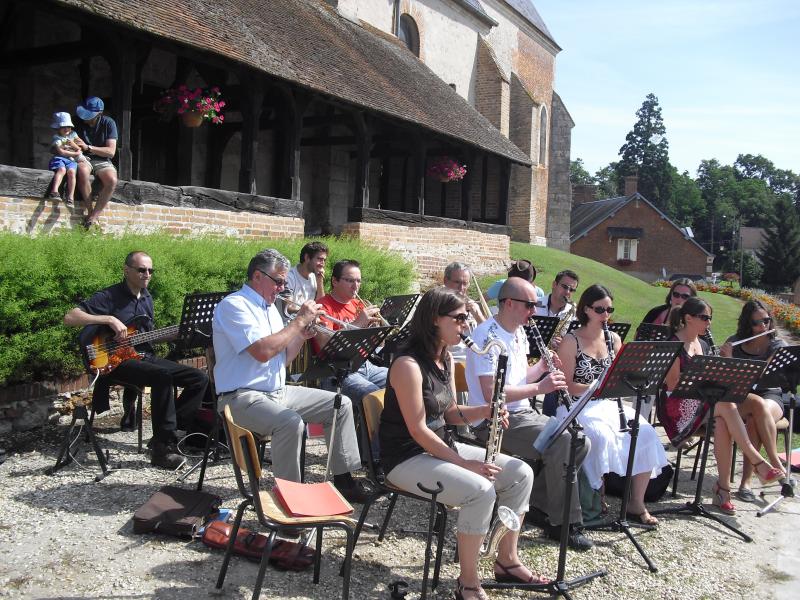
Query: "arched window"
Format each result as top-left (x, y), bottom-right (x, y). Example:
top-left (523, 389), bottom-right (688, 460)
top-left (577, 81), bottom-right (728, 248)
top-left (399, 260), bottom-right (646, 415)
top-left (538, 106), bottom-right (548, 166)
top-left (398, 14), bottom-right (420, 57)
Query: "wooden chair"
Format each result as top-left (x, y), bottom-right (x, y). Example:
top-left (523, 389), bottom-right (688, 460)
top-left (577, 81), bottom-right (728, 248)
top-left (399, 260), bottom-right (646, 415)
top-left (214, 405), bottom-right (356, 600)
top-left (353, 389), bottom-right (448, 600)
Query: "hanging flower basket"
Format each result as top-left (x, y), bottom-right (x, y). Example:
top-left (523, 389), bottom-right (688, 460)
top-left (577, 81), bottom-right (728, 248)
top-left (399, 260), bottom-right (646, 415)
top-left (153, 85), bottom-right (226, 125)
top-left (427, 156), bottom-right (467, 183)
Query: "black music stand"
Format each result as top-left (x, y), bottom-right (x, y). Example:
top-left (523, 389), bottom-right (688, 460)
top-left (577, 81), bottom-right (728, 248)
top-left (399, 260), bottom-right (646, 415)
top-left (380, 323), bottom-right (412, 368)
top-left (650, 355), bottom-right (766, 542)
top-left (486, 384), bottom-right (607, 599)
top-left (526, 316), bottom-right (559, 359)
top-left (379, 293), bottom-right (420, 327)
top-left (174, 291), bottom-right (229, 489)
top-left (305, 326), bottom-right (393, 479)
top-left (568, 320), bottom-right (632, 342)
top-left (634, 323), bottom-right (671, 342)
top-left (582, 341), bottom-right (682, 572)
top-left (757, 346), bottom-right (800, 517)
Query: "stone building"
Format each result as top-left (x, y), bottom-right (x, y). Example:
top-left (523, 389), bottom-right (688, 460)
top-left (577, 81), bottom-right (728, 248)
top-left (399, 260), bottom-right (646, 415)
top-left (0, 0), bottom-right (572, 277)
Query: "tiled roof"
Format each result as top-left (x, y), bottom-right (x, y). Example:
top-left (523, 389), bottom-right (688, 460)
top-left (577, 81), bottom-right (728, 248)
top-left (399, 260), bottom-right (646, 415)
top-left (53, 0), bottom-right (531, 165)
top-left (504, 1), bottom-right (559, 49)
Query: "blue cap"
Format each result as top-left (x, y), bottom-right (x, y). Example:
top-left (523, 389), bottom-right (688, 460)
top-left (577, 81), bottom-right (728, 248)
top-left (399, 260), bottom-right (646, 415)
top-left (76, 96), bottom-right (104, 121)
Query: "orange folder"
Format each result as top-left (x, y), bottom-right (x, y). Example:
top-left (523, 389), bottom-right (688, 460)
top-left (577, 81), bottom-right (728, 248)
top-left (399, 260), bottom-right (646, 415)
top-left (273, 478), bottom-right (353, 517)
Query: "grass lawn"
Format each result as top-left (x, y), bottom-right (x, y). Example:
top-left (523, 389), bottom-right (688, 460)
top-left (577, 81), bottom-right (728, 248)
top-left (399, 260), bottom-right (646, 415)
top-left (474, 242), bottom-right (744, 342)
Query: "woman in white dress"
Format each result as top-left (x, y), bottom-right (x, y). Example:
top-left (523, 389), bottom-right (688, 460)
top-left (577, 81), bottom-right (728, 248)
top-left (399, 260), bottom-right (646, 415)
top-left (557, 284), bottom-right (668, 525)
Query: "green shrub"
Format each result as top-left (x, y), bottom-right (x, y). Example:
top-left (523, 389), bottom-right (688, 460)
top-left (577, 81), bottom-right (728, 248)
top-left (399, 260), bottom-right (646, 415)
top-left (0, 231), bottom-right (414, 386)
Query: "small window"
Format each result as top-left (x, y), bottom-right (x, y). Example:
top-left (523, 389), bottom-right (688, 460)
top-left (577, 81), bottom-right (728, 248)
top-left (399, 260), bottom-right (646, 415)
top-left (538, 107), bottom-right (548, 166)
top-left (617, 239), bottom-right (638, 261)
top-left (398, 14), bottom-right (420, 57)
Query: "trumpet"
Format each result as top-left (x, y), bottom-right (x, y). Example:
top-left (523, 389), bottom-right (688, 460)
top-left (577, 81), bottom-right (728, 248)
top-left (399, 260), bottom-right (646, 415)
top-left (277, 290), bottom-right (359, 333)
top-left (355, 291), bottom-right (391, 328)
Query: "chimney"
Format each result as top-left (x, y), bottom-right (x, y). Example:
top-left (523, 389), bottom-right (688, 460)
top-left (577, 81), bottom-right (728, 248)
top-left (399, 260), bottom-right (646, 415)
top-left (571, 184), bottom-right (597, 206)
top-left (624, 175), bottom-right (638, 196)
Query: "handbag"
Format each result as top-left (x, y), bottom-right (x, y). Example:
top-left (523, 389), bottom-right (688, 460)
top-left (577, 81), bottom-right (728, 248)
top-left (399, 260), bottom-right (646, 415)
top-left (201, 521), bottom-right (315, 571)
top-left (132, 485), bottom-right (221, 537)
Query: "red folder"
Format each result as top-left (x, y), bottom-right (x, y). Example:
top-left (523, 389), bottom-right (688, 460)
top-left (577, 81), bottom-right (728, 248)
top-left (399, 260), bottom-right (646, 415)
top-left (273, 478), bottom-right (353, 517)
top-left (777, 449), bottom-right (800, 470)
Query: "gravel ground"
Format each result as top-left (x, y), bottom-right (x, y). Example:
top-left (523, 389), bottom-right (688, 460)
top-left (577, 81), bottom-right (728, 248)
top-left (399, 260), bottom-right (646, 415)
top-left (0, 395), bottom-right (798, 600)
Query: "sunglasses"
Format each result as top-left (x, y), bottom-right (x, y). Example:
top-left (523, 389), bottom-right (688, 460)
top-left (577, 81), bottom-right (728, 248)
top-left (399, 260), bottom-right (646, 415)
top-left (589, 306), bottom-right (615, 314)
top-left (504, 297), bottom-right (537, 310)
top-left (131, 267), bottom-right (155, 275)
top-left (559, 283), bottom-right (577, 293)
top-left (672, 291), bottom-right (692, 300)
top-left (751, 317), bottom-right (772, 326)
top-left (257, 269), bottom-right (286, 288)
top-left (445, 312), bottom-right (470, 323)
top-left (692, 314), bottom-right (712, 322)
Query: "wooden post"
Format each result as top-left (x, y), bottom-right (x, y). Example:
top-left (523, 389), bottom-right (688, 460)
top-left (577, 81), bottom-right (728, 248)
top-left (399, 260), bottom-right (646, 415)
top-left (275, 86), bottom-right (309, 201)
top-left (499, 159), bottom-right (511, 225)
top-left (352, 112), bottom-right (372, 208)
top-left (460, 151), bottom-right (474, 221)
top-left (238, 73), bottom-right (264, 194)
top-left (480, 155), bottom-right (488, 221)
top-left (410, 137), bottom-right (427, 215)
top-left (111, 42), bottom-right (136, 181)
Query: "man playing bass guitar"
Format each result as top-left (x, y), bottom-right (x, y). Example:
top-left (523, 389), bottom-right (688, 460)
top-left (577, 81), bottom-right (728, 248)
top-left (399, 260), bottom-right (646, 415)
top-left (63, 251), bottom-right (210, 469)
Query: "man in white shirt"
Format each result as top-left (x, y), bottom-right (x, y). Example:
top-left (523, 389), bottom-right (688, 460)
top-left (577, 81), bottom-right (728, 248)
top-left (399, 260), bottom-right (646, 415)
top-left (465, 277), bottom-right (594, 551)
top-left (284, 241), bottom-right (328, 316)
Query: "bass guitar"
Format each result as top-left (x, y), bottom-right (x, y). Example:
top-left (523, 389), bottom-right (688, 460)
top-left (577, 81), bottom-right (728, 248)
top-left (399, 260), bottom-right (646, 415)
top-left (81, 321), bottom-right (179, 374)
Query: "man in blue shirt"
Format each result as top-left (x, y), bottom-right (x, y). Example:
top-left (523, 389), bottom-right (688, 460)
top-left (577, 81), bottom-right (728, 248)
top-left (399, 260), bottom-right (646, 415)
top-left (74, 96), bottom-right (118, 228)
top-left (212, 249), bottom-right (368, 503)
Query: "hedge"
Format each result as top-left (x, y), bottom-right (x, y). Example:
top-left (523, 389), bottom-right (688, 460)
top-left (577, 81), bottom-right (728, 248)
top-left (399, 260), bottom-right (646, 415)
top-left (0, 231), bottom-right (415, 386)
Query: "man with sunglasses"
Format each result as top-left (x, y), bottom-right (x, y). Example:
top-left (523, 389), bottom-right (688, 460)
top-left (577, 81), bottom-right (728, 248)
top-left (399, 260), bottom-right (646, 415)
top-left (64, 251), bottom-right (210, 469)
top-left (464, 277), bottom-right (594, 551)
top-left (213, 249), bottom-right (368, 503)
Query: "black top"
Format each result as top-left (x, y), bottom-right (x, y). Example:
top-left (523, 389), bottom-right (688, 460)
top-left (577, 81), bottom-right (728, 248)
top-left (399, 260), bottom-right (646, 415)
top-left (78, 281), bottom-right (155, 353)
top-left (642, 303), bottom-right (670, 324)
top-left (379, 350), bottom-right (456, 474)
top-left (726, 335), bottom-right (788, 392)
top-left (76, 114), bottom-right (118, 148)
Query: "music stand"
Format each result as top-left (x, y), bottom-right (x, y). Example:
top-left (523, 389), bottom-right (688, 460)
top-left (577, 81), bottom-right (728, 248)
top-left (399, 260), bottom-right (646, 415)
top-left (525, 316), bottom-right (559, 359)
top-left (487, 384), bottom-right (607, 598)
top-left (380, 323), bottom-right (412, 368)
top-left (650, 355), bottom-right (766, 542)
top-left (582, 341), bottom-right (682, 572)
top-left (757, 345), bottom-right (800, 517)
top-left (174, 291), bottom-right (229, 489)
top-left (305, 326), bottom-right (393, 479)
top-left (379, 294), bottom-right (420, 327)
top-left (568, 320), bottom-right (632, 342)
top-left (634, 323), bottom-right (671, 342)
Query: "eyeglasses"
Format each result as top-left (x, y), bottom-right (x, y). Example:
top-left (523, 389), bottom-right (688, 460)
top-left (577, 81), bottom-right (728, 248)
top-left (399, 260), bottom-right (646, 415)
top-left (257, 269), bottom-right (286, 288)
top-left (339, 277), bottom-right (362, 284)
top-left (589, 306), bottom-right (615, 314)
top-left (559, 283), bottom-right (577, 293)
top-left (445, 312), bottom-right (470, 323)
top-left (692, 314), bottom-right (712, 322)
top-left (504, 298), bottom-right (537, 310)
top-left (130, 267), bottom-right (154, 275)
top-left (672, 291), bottom-right (692, 300)
top-left (751, 317), bottom-right (772, 326)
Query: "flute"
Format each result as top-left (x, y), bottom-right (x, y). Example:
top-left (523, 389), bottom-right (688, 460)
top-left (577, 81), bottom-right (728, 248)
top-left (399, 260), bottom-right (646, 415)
top-left (731, 329), bottom-right (776, 347)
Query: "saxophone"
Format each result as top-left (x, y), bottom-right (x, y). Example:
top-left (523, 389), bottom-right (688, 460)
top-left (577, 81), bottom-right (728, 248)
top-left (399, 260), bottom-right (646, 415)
top-left (460, 333), bottom-right (508, 464)
top-left (479, 505), bottom-right (521, 558)
top-left (527, 317), bottom-right (572, 409)
top-left (549, 302), bottom-right (576, 349)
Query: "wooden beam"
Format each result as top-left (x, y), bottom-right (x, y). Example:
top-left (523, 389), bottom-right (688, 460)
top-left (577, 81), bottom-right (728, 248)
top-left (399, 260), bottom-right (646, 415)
top-left (111, 42), bottom-right (137, 181)
top-left (460, 152), bottom-right (474, 222)
top-left (352, 111), bottom-right (372, 209)
top-left (0, 41), bottom-right (98, 68)
top-left (379, 156), bottom-right (390, 210)
top-left (499, 159), bottom-right (510, 225)
top-left (238, 73), bottom-right (265, 194)
top-left (410, 136), bottom-right (427, 215)
top-left (481, 155), bottom-right (488, 221)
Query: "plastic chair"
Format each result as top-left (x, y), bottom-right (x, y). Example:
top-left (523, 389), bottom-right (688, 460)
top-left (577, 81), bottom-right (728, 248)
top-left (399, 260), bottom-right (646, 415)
top-left (214, 405), bottom-right (356, 600)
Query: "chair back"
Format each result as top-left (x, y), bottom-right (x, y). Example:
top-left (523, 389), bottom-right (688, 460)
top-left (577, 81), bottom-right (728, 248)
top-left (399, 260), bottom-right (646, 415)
top-left (222, 405), bottom-right (262, 502)
top-left (361, 389), bottom-right (386, 481)
top-left (287, 340), bottom-right (312, 385)
top-left (205, 345), bottom-right (217, 392)
top-left (454, 362), bottom-right (468, 395)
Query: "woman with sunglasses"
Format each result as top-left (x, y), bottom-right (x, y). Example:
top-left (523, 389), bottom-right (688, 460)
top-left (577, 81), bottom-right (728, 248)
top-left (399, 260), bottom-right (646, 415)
top-left (719, 300), bottom-right (787, 502)
top-left (558, 284), bottom-right (668, 525)
top-left (661, 297), bottom-right (784, 515)
top-left (380, 286), bottom-right (544, 600)
top-left (641, 278), bottom-right (698, 325)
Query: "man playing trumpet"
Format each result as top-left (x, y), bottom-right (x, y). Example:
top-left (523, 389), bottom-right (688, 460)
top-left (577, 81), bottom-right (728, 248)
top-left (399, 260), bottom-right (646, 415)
top-left (444, 262), bottom-right (488, 326)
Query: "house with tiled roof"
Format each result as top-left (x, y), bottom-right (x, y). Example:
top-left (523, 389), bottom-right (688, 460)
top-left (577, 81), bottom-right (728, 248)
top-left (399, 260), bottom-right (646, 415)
top-left (0, 0), bottom-right (573, 276)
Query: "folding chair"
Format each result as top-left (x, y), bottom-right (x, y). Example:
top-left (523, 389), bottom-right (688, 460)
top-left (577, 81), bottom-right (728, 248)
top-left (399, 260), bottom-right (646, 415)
top-left (214, 406), bottom-right (356, 600)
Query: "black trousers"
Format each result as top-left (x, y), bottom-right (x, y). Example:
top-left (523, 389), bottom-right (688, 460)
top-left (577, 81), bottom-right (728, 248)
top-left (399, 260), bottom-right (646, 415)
top-left (110, 355), bottom-right (209, 442)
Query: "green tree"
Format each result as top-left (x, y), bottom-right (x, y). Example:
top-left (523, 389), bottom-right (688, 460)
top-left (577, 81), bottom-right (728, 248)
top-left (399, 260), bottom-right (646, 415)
top-left (757, 196), bottom-right (800, 288)
top-left (594, 163), bottom-right (619, 199)
top-left (615, 93), bottom-right (672, 208)
top-left (570, 158), bottom-right (594, 184)
top-left (664, 166), bottom-right (705, 228)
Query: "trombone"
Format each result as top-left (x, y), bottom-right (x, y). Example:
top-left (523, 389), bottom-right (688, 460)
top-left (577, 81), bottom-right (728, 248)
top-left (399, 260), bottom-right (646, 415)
top-left (355, 291), bottom-right (392, 328)
top-left (471, 276), bottom-right (492, 320)
top-left (277, 290), bottom-right (360, 333)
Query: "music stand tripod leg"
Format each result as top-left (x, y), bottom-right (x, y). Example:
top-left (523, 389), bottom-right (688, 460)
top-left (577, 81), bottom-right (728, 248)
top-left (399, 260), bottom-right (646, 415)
top-left (758, 391), bottom-right (796, 517)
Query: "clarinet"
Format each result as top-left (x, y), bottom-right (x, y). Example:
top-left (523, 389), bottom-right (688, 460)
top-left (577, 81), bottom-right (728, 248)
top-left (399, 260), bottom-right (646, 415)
top-left (704, 327), bottom-right (719, 356)
top-left (527, 317), bottom-right (572, 409)
top-left (460, 334), bottom-right (508, 464)
top-left (602, 322), bottom-right (628, 432)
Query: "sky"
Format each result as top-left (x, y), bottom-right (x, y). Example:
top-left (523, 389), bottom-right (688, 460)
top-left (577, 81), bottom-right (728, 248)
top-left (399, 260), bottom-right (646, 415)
top-left (533, 0), bottom-right (800, 177)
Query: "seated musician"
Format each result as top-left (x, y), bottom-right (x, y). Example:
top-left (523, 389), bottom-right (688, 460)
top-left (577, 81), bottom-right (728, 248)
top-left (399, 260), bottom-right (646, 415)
top-left (558, 284), bottom-right (667, 526)
top-left (63, 251), bottom-right (209, 469)
top-left (380, 286), bottom-right (547, 600)
top-left (443, 261), bottom-right (487, 326)
top-left (465, 277), bottom-right (594, 551)
top-left (312, 259), bottom-right (388, 409)
top-left (641, 278), bottom-right (697, 325)
top-left (284, 241), bottom-right (327, 313)
top-left (661, 297), bottom-right (783, 515)
top-left (720, 300), bottom-right (787, 503)
top-left (485, 259), bottom-right (545, 307)
top-left (212, 249), bottom-right (368, 503)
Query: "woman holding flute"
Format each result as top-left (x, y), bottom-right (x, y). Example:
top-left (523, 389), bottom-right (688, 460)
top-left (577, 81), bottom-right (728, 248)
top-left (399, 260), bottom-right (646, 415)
top-left (720, 300), bottom-right (787, 502)
top-left (660, 297), bottom-right (784, 515)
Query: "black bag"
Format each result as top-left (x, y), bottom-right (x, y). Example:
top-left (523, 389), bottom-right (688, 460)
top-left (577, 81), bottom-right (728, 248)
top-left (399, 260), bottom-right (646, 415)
top-left (133, 485), bottom-right (221, 537)
top-left (604, 464), bottom-right (674, 503)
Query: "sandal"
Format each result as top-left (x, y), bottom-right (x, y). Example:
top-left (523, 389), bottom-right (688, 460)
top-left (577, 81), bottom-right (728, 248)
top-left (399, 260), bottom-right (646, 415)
top-left (64, 197), bottom-right (74, 207)
top-left (735, 487), bottom-right (757, 503)
top-left (625, 510), bottom-right (659, 526)
top-left (753, 461), bottom-right (783, 486)
top-left (454, 577), bottom-right (487, 600)
top-left (712, 480), bottom-right (736, 515)
top-left (494, 561), bottom-right (550, 585)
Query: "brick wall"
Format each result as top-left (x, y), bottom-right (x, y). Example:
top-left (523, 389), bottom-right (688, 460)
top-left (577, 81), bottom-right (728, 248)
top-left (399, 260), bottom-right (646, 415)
top-left (341, 220), bottom-right (509, 282)
top-left (570, 198), bottom-right (712, 282)
top-left (546, 92), bottom-right (574, 250)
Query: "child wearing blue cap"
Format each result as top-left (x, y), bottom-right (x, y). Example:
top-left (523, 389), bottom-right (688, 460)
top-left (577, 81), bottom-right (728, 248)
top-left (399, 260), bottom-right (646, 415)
top-left (46, 111), bottom-right (85, 206)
